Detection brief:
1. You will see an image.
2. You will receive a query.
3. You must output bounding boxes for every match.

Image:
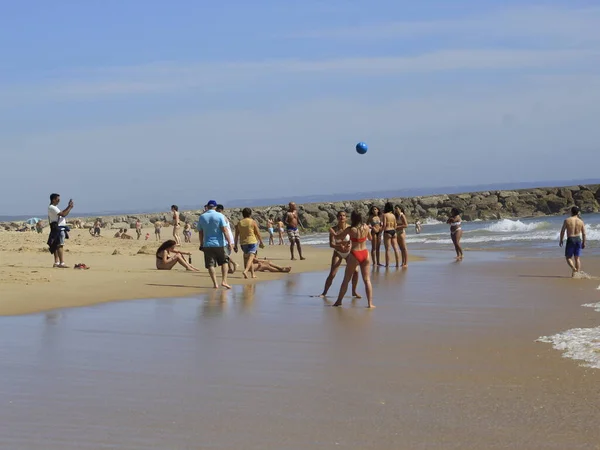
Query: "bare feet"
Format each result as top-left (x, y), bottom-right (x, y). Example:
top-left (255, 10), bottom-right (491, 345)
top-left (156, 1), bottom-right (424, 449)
top-left (221, 282), bottom-right (231, 289)
top-left (367, 304), bottom-right (376, 309)
top-left (252, 275), bottom-right (258, 279)
top-left (291, 257), bottom-right (296, 261)
top-left (332, 301), bottom-right (342, 307)
top-left (401, 264), bottom-right (408, 268)
top-left (242, 271), bottom-right (249, 279)
top-left (318, 294), bottom-right (327, 298)
top-left (300, 257), bottom-right (306, 260)
top-left (352, 292), bottom-right (362, 299)
top-left (212, 284), bottom-right (219, 289)
top-left (283, 267), bottom-right (292, 273)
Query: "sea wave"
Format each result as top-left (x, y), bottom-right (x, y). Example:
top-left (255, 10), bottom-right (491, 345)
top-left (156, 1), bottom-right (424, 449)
top-left (537, 327), bottom-right (600, 369)
top-left (484, 219), bottom-right (550, 233)
top-left (422, 218), bottom-right (444, 225)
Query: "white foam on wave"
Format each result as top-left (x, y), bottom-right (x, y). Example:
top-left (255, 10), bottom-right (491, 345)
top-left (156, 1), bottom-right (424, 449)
top-left (583, 302), bottom-right (600, 311)
top-left (422, 218), bottom-right (444, 225)
top-left (537, 327), bottom-right (600, 369)
top-left (537, 300), bottom-right (600, 369)
top-left (484, 219), bottom-right (549, 233)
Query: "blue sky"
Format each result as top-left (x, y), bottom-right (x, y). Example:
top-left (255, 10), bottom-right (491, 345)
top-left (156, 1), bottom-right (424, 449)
top-left (2, 0), bottom-right (600, 214)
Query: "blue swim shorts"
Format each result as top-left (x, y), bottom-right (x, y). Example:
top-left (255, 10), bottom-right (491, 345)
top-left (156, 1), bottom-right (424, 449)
top-left (241, 243), bottom-right (258, 254)
top-left (565, 236), bottom-right (582, 258)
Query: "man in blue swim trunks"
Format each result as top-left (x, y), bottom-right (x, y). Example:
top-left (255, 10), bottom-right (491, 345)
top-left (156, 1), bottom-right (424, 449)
top-left (559, 206), bottom-right (587, 276)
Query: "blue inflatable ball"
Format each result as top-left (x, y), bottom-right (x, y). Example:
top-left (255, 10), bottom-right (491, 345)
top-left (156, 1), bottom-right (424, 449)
top-left (356, 142), bottom-right (368, 155)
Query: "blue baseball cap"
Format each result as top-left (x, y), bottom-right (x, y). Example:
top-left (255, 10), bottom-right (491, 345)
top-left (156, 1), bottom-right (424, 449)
top-left (206, 200), bottom-right (217, 207)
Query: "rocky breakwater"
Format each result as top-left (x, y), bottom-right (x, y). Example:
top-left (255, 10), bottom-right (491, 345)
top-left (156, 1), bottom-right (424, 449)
top-left (2, 185), bottom-right (599, 233)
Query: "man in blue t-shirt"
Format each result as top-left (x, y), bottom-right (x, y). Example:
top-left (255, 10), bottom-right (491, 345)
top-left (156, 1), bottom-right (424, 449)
top-left (197, 200), bottom-right (233, 289)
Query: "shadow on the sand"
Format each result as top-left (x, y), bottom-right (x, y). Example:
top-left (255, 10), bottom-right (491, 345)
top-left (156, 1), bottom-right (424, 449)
top-left (518, 275), bottom-right (569, 279)
top-left (146, 283), bottom-right (201, 289)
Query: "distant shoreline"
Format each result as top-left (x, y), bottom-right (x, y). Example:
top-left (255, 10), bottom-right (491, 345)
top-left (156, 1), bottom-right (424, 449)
top-left (2, 183), bottom-right (599, 233)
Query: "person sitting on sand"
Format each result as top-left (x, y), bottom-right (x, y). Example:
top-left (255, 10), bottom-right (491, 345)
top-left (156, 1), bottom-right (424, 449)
top-left (560, 206), bottom-right (587, 276)
top-left (114, 229), bottom-right (123, 238)
top-left (35, 221), bottom-right (44, 234)
top-left (156, 240), bottom-right (199, 271)
top-left (252, 258), bottom-right (292, 273)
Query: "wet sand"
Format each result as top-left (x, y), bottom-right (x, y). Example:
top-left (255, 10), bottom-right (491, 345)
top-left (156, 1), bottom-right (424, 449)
top-left (1, 251), bottom-right (599, 449)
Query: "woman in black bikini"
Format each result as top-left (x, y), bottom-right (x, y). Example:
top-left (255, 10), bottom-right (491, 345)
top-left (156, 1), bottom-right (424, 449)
top-left (394, 205), bottom-right (409, 268)
top-left (156, 240), bottom-right (199, 271)
top-left (367, 205), bottom-right (383, 266)
top-left (382, 202), bottom-right (400, 267)
top-left (446, 208), bottom-right (463, 260)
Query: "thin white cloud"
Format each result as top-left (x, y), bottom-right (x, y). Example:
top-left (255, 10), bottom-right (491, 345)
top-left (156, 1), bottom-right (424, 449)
top-left (291, 4), bottom-right (600, 45)
top-left (2, 48), bottom-right (596, 102)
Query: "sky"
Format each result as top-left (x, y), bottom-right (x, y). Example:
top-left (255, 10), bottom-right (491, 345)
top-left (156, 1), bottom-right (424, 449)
top-left (1, 0), bottom-right (600, 214)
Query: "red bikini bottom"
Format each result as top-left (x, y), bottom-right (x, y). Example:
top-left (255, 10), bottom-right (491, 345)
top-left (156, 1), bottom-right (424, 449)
top-left (351, 249), bottom-right (369, 264)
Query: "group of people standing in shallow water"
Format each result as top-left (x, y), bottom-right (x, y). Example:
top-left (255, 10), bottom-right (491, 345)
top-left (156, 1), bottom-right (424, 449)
top-left (152, 198), bottom-right (465, 310)
top-left (318, 203), bottom-right (464, 309)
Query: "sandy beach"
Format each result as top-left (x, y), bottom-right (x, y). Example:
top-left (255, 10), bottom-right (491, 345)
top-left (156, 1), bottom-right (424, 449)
top-left (0, 227), bottom-right (344, 316)
top-left (1, 246), bottom-right (599, 449)
top-left (1, 226), bottom-right (600, 449)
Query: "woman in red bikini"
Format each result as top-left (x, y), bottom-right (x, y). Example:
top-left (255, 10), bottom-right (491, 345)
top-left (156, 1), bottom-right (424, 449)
top-left (332, 210), bottom-right (375, 308)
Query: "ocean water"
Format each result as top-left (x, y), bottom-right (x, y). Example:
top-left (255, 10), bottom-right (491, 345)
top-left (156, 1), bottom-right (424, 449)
top-left (537, 301), bottom-right (600, 369)
top-left (302, 213), bottom-right (600, 252)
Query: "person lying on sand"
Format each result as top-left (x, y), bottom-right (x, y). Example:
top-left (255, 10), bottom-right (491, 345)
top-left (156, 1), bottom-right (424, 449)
top-left (252, 258), bottom-right (292, 273)
top-left (156, 240), bottom-right (199, 271)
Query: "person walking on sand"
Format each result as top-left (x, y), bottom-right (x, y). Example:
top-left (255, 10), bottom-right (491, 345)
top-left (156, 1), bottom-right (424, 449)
top-left (135, 219), bottom-right (142, 240)
top-left (198, 200), bottom-right (233, 289)
top-left (171, 205), bottom-right (181, 246)
top-left (560, 206), bottom-right (586, 276)
top-left (382, 202), bottom-right (400, 267)
top-left (332, 211), bottom-right (374, 308)
top-left (156, 240), bottom-right (199, 271)
top-left (319, 211), bottom-right (361, 298)
top-left (267, 216), bottom-right (275, 246)
top-left (216, 204), bottom-right (238, 274)
top-left (447, 208), bottom-right (463, 260)
top-left (285, 202), bottom-right (305, 260)
top-left (47, 193), bottom-right (74, 268)
top-left (367, 205), bottom-right (383, 266)
top-left (394, 205), bottom-right (409, 268)
top-left (234, 208), bottom-right (265, 279)
top-left (154, 221), bottom-right (162, 241)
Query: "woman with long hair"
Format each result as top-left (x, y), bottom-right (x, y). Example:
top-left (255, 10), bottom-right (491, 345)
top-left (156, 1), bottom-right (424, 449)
top-left (447, 208), bottom-right (463, 260)
top-left (394, 205), bottom-right (409, 268)
top-left (367, 205), bottom-right (383, 266)
top-left (156, 240), bottom-right (199, 271)
top-left (382, 202), bottom-right (400, 267)
top-left (319, 211), bottom-right (360, 298)
top-left (332, 211), bottom-right (374, 308)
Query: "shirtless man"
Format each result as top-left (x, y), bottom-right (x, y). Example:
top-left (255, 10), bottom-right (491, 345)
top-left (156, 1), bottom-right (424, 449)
top-left (559, 206), bottom-right (586, 276)
top-left (135, 219), bottom-right (142, 240)
top-left (171, 205), bottom-right (181, 246)
top-left (285, 202), bottom-right (305, 260)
